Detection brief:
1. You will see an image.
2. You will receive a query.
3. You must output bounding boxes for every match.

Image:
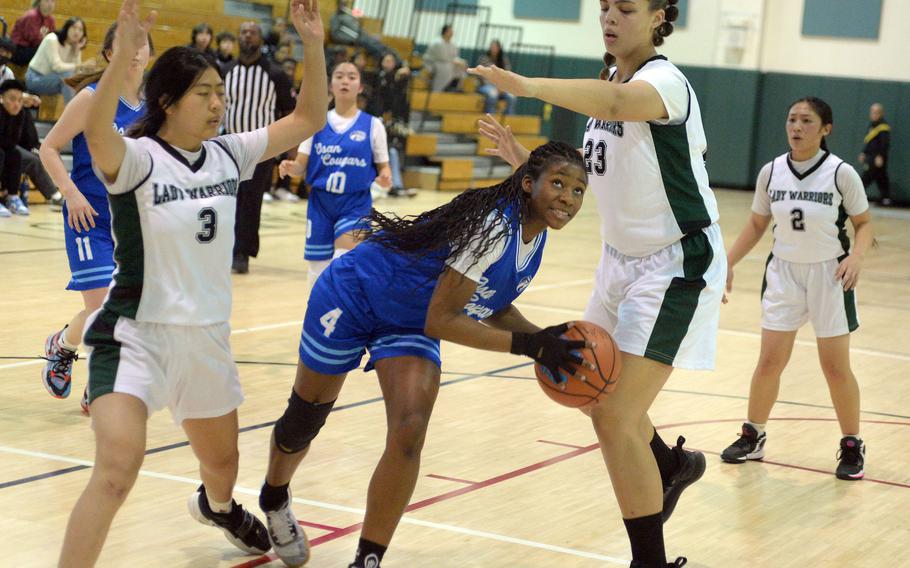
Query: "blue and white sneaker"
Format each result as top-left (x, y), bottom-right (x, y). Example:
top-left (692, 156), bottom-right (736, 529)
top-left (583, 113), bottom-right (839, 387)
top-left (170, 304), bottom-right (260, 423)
top-left (42, 328), bottom-right (78, 399)
top-left (7, 195), bottom-right (29, 216)
top-left (0, 202), bottom-right (10, 217)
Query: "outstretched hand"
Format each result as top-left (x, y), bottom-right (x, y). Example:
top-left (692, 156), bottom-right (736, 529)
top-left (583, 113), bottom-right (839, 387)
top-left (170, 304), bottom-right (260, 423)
top-left (114, 0), bottom-right (156, 57)
top-left (467, 64), bottom-right (532, 98)
top-left (290, 0), bottom-right (325, 47)
top-left (477, 114), bottom-right (529, 169)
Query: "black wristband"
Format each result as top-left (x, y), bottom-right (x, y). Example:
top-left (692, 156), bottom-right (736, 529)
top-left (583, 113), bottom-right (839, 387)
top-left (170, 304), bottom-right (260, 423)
top-left (510, 331), bottom-right (530, 356)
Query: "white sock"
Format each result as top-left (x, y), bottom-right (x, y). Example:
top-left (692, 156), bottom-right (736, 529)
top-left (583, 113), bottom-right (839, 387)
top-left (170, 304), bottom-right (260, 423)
top-left (58, 327), bottom-right (79, 352)
top-left (746, 421), bottom-right (766, 436)
top-left (207, 494), bottom-right (233, 514)
top-left (308, 259), bottom-right (331, 288)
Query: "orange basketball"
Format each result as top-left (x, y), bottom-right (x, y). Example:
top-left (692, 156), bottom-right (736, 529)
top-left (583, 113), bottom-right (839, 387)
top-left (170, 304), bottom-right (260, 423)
top-left (535, 321), bottom-right (621, 408)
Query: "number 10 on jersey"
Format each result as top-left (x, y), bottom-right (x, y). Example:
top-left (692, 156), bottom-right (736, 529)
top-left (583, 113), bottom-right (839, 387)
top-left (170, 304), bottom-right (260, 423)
top-left (326, 172), bottom-right (347, 194)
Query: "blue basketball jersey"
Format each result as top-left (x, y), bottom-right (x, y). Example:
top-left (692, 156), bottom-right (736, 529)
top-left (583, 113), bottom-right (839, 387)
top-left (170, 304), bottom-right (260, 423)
top-left (306, 111), bottom-right (376, 195)
top-left (70, 83), bottom-right (146, 198)
top-left (351, 209), bottom-right (548, 328)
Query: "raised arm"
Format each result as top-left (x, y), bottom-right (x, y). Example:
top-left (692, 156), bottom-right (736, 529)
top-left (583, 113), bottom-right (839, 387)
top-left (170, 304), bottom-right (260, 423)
top-left (85, 0), bottom-right (156, 182)
top-left (468, 66), bottom-right (668, 123)
top-left (262, 0), bottom-right (328, 161)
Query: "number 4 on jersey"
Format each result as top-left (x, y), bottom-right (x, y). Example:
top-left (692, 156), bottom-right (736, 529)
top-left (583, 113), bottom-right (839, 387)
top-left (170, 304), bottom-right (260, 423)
top-left (320, 308), bottom-right (343, 337)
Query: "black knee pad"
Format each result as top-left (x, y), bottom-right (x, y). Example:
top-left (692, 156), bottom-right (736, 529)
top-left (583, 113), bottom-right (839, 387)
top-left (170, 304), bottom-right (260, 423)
top-left (273, 390), bottom-right (335, 454)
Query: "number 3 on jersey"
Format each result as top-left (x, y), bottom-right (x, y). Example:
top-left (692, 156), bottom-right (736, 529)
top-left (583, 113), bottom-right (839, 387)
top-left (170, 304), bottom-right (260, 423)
top-left (320, 308), bottom-right (343, 337)
top-left (326, 171), bottom-right (347, 194)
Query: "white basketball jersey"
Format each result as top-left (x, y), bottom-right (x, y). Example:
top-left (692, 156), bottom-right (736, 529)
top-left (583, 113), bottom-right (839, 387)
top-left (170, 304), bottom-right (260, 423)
top-left (582, 56), bottom-right (719, 257)
top-left (101, 130), bottom-right (267, 325)
top-left (755, 151), bottom-right (868, 263)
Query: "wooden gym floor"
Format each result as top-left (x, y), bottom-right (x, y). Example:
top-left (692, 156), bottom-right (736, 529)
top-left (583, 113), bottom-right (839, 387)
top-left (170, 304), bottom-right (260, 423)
top-left (1, 189), bottom-right (908, 567)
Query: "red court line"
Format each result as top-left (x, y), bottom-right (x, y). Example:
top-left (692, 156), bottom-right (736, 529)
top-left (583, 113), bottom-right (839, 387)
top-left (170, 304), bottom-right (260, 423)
top-left (231, 416), bottom-right (910, 567)
top-left (426, 473), bottom-right (477, 485)
top-left (299, 520), bottom-right (343, 532)
top-left (537, 439), bottom-right (586, 449)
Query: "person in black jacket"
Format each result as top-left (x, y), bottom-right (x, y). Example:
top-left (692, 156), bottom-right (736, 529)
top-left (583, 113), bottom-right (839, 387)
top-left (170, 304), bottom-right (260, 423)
top-left (0, 79), bottom-right (29, 216)
top-left (859, 103), bottom-right (892, 205)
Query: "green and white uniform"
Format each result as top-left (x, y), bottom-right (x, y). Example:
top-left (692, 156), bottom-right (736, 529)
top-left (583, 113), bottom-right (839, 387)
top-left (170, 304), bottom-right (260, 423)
top-left (582, 56), bottom-right (725, 369)
top-left (84, 128), bottom-right (268, 423)
top-left (753, 149), bottom-right (868, 337)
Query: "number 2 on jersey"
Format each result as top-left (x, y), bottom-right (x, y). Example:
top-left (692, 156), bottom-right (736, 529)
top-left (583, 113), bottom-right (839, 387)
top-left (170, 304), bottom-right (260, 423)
top-left (790, 208), bottom-right (805, 231)
top-left (320, 308), bottom-right (343, 337)
top-left (326, 171), bottom-right (347, 194)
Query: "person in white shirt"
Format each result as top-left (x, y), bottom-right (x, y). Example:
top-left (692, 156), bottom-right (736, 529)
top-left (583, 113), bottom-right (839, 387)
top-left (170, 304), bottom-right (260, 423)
top-left (25, 16), bottom-right (92, 104)
top-left (423, 24), bottom-right (466, 92)
top-left (471, 1), bottom-right (716, 566)
top-left (721, 96), bottom-right (873, 482)
top-left (55, 1), bottom-right (327, 566)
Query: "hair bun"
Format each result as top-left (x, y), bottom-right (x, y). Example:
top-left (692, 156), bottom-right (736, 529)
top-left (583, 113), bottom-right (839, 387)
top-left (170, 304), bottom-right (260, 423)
top-left (664, 5), bottom-right (679, 22)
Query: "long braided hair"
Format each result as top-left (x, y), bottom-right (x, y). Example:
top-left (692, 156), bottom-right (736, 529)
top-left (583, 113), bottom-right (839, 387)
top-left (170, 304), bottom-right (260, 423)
top-left (367, 140), bottom-right (584, 272)
top-left (599, 0), bottom-right (681, 80)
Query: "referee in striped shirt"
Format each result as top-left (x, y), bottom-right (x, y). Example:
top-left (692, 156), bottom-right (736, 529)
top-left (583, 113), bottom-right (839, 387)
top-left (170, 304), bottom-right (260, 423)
top-left (224, 21), bottom-right (295, 273)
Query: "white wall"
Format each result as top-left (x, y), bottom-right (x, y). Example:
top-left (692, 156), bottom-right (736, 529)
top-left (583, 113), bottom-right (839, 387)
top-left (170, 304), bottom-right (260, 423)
top-left (476, 0), bottom-right (908, 82)
top-left (759, 0), bottom-right (910, 81)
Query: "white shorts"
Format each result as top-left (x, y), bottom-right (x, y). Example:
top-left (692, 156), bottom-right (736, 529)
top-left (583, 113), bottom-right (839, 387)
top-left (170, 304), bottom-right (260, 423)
top-left (83, 309), bottom-right (244, 424)
top-left (583, 223), bottom-right (726, 370)
top-left (761, 256), bottom-right (859, 337)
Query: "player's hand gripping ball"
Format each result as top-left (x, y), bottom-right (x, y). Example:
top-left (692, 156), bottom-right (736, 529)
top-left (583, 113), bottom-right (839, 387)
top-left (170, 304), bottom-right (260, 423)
top-left (535, 321), bottom-right (621, 408)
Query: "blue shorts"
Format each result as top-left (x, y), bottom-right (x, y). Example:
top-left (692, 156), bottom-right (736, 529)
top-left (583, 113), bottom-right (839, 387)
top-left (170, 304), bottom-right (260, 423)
top-left (62, 194), bottom-right (115, 292)
top-left (304, 189), bottom-right (372, 260)
top-left (298, 256), bottom-right (442, 374)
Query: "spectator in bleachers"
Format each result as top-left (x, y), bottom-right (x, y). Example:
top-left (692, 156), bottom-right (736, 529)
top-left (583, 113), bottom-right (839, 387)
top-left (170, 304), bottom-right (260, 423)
top-left (0, 37), bottom-right (20, 82)
top-left (10, 0), bottom-right (56, 67)
top-left (369, 52), bottom-right (412, 197)
top-left (223, 21), bottom-right (295, 273)
top-left (330, 0), bottom-right (404, 66)
top-left (25, 16), bottom-right (92, 104)
top-left (215, 31), bottom-right (236, 74)
top-left (0, 79), bottom-right (30, 216)
top-left (265, 17), bottom-right (289, 57)
top-left (189, 23), bottom-right (216, 57)
top-left (475, 40), bottom-right (516, 115)
top-left (423, 24), bottom-right (466, 92)
top-left (350, 50), bottom-right (375, 104)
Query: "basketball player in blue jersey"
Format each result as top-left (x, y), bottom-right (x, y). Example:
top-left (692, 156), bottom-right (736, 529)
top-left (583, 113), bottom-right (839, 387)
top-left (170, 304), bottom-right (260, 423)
top-left (721, 97), bottom-right (873, 480)
top-left (472, 1), bottom-right (718, 565)
top-left (279, 60), bottom-right (392, 287)
top-left (257, 141), bottom-right (590, 568)
top-left (39, 23), bottom-right (150, 414)
top-left (56, 1), bottom-right (328, 566)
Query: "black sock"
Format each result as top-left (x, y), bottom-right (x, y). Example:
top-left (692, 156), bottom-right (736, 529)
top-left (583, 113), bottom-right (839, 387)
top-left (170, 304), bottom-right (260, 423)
top-left (349, 538), bottom-right (387, 568)
top-left (650, 429), bottom-right (680, 485)
top-left (623, 512), bottom-right (666, 567)
top-left (259, 481), bottom-right (290, 512)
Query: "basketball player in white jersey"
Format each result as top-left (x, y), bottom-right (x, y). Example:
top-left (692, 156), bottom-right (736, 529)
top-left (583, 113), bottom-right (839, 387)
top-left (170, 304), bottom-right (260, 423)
top-left (471, 1), bottom-right (717, 565)
top-left (721, 97), bottom-right (873, 480)
top-left (56, 1), bottom-right (327, 566)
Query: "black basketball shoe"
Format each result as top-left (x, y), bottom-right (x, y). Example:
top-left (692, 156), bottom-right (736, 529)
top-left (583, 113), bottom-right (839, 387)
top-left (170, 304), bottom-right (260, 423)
top-left (721, 423), bottom-right (767, 464)
top-left (662, 437), bottom-right (706, 523)
top-left (835, 436), bottom-right (865, 480)
top-left (188, 485), bottom-right (271, 555)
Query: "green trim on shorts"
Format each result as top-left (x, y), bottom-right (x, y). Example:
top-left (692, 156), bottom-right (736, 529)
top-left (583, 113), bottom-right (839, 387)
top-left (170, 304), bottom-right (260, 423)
top-left (760, 252), bottom-right (773, 300)
top-left (83, 309), bottom-right (122, 403)
top-left (106, 191), bottom-right (144, 318)
top-left (644, 230), bottom-right (713, 365)
top-left (843, 288), bottom-right (859, 332)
